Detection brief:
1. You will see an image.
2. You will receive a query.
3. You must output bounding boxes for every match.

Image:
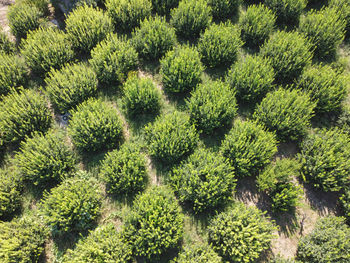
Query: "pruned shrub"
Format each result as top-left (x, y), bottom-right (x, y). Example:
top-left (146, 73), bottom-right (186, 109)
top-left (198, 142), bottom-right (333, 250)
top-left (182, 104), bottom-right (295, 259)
top-left (45, 63), bottom-right (98, 114)
top-left (226, 55), bottom-right (275, 103)
top-left (329, 0), bottom-right (350, 37)
top-left (170, 0), bottom-right (212, 39)
top-left (0, 167), bottom-right (21, 219)
top-left (68, 98), bottom-right (124, 153)
top-left (186, 80), bottom-right (237, 134)
top-left (170, 148), bottom-right (236, 213)
top-left (0, 27), bottom-right (15, 54)
top-left (18, 0), bottom-right (50, 15)
top-left (198, 22), bottom-right (243, 68)
top-left (253, 88), bottom-right (315, 141)
top-left (340, 189), bottom-right (350, 224)
top-left (208, 203), bottom-right (276, 262)
top-left (175, 243), bottom-right (222, 263)
top-left (144, 111), bottom-right (199, 164)
top-left (297, 216), bottom-right (350, 263)
top-left (122, 186), bottom-right (184, 259)
top-left (265, 0), bottom-right (306, 27)
top-left (299, 128), bottom-right (350, 192)
top-left (160, 45), bottom-right (203, 94)
top-left (208, 0), bottom-right (240, 21)
top-left (152, 0), bottom-right (179, 15)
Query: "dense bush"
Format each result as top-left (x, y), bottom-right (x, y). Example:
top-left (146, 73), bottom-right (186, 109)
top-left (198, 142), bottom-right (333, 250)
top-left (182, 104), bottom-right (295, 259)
top-left (65, 5), bottom-right (113, 52)
top-left (21, 27), bottom-right (74, 75)
top-left (186, 80), bottom-right (237, 133)
top-left (175, 243), bottom-right (222, 262)
top-left (17, 0), bottom-right (50, 15)
top-left (0, 27), bottom-right (15, 54)
top-left (151, 0), bottom-right (179, 15)
top-left (170, 0), bottom-right (212, 39)
top-left (132, 16), bottom-right (176, 61)
top-left (253, 88), bottom-right (315, 141)
top-left (299, 128), bottom-right (350, 192)
top-left (297, 216), bottom-right (350, 263)
top-left (170, 148), bottom-right (236, 213)
top-left (198, 22), bottom-right (243, 68)
top-left (265, 0), bottom-right (306, 27)
top-left (208, 203), bottom-right (276, 262)
top-left (329, 0), bottom-right (350, 36)
top-left (45, 63), bottom-right (98, 114)
top-left (160, 45), bottom-right (203, 94)
top-left (226, 55), bottom-right (275, 103)
top-left (68, 98), bottom-right (124, 153)
top-left (260, 30), bottom-right (313, 84)
top-left (0, 89), bottom-right (52, 146)
top-left (220, 119), bottom-right (278, 177)
top-left (340, 189), bottom-right (350, 224)
top-left (144, 111), bottom-right (199, 164)
top-left (338, 105), bottom-right (350, 135)
top-left (0, 167), bottom-right (21, 219)
top-left (240, 4), bottom-right (276, 49)
top-left (122, 186), bottom-right (184, 259)
top-left (208, 0), bottom-right (240, 21)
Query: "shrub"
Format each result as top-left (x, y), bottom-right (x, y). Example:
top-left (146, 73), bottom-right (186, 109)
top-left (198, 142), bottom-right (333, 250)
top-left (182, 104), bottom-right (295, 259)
top-left (160, 45), bottom-right (203, 94)
top-left (329, 0), bottom-right (350, 37)
top-left (106, 0), bottom-right (152, 32)
top-left (340, 189), bottom-right (350, 224)
top-left (260, 30), bottom-right (313, 84)
top-left (17, 0), bottom-right (50, 15)
top-left (220, 119), bottom-right (278, 177)
top-left (299, 128), bottom-right (350, 192)
top-left (45, 63), bottom-right (98, 114)
top-left (207, 0), bottom-right (240, 21)
top-left (186, 80), bottom-right (237, 133)
top-left (151, 0), bottom-right (179, 15)
top-left (132, 16), bottom-right (176, 61)
top-left (253, 88), bottom-right (315, 141)
top-left (208, 203), bottom-right (276, 262)
top-left (297, 216), bottom-right (350, 263)
top-left (198, 22), bottom-right (243, 68)
top-left (65, 5), bottom-right (113, 52)
top-left (299, 7), bottom-right (346, 59)
top-left (21, 27), bottom-right (74, 75)
top-left (175, 243), bottom-right (222, 263)
top-left (0, 167), bottom-right (21, 219)
top-left (51, 0), bottom-right (99, 13)
top-left (68, 98), bottom-right (124, 153)
top-left (122, 186), bottom-right (184, 259)
top-left (265, 0), bottom-right (306, 27)
top-left (0, 27), bottom-right (15, 54)
top-left (170, 0), bottom-right (212, 39)
top-left (226, 55), bottom-right (275, 103)
top-left (0, 89), bottom-right (52, 146)
top-left (240, 4), bottom-right (276, 49)
top-left (123, 75), bottom-right (161, 117)
top-left (144, 111), bottom-right (199, 164)
top-left (337, 104), bottom-right (350, 135)
top-left (90, 34), bottom-right (138, 85)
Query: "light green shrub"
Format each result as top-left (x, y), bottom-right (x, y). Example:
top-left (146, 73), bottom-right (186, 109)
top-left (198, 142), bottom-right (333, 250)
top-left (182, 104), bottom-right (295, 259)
top-left (208, 0), bottom-right (240, 21)
top-left (265, 0), bottom-right (306, 27)
top-left (17, 0), bottom-right (50, 15)
top-left (329, 0), bottom-right (350, 37)
top-left (175, 243), bottom-right (222, 262)
top-left (0, 167), bottom-right (21, 219)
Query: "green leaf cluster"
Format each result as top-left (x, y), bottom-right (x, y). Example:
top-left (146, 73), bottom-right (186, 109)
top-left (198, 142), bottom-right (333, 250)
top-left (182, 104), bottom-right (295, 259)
top-left (174, 242), bottom-right (222, 263)
top-left (337, 104), bottom-right (350, 135)
top-left (265, 0), bottom-right (306, 27)
top-left (0, 27), bottom-right (15, 54)
top-left (151, 0), bottom-right (179, 16)
top-left (329, 0), bottom-right (350, 36)
top-left (340, 189), bottom-right (350, 224)
top-left (0, 167), bottom-right (21, 219)
top-left (17, 0), bottom-right (50, 16)
top-left (208, 0), bottom-right (240, 21)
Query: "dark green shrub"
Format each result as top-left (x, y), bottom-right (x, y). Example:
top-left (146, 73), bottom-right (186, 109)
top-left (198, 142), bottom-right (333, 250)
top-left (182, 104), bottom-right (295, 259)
top-left (21, 27), bottom-right (74, 75)
top-left (260, 30), bottom-right (313, 84)
top-left (51, 0), bottom-right (99, 13)
top-left (45, 63), bottom-right (98, 114)
top-left (340, 189), bottom-right (350, 224)
top-left (17, 0), bottom-right (50, 15)
top-left (175, 243), bottom-right (222, 262)
top-left (160, 45), bottom-right (203, 94)
top-left (170, 0), bottom-right (212, 39)
top-left (0, 89), bottom-right (52, 146)
top-left (151, 0), bottom-right (179, 15)
top-left (122, 186), bottom-right (184, 259)
top-left (186, 80), bottom-right (237, 134)
top-left (226, 55), bottom-right (275, 103)
top-left (0, 167), bottom-right (21, 219)
top-left (65, 5), bottom-right (113, 52)
top-left (297, 216), bottom-right (350, 263)
top-left (220, 119), bottom-right (278, 177)
top-left (299, 128), bottom-right (350, 192)
top-left (338, 104), bottom-right (350, 135)
top-left (265, 0), bottom-right (306, 27)
top-left (68, 98), bottom-right (124, 153)
top-left (198, 22), bottom-right (243, 68)
top-left (132, 16), bottom-right (176, 61)
top-left (208, 0), bottom-right (240, 21)
top-left (253, 88), bottom-right (315, 141)
top-left (144, 111), bottom-right (199, 164)
top-left (0, 27), bottom-right (15, 54)
top-left (329, 0), bottom-right (350, 37)
top-left (208, 203), bottom-right (276, 262)
top-left (240, 4), bottom-right (276, 49)
top-left (170, 148), bottom-right (236, 213)
top-left (90, 34), bottom-right (138, 85)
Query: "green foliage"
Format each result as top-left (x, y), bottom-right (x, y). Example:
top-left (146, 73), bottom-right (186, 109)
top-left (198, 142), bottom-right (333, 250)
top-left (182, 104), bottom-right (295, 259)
top-left (122, 186), bottom-right (184, 259)
top-left (329, 0), bottom-right (350, 36)
top-left (68, 98), bottom-right (124, 153)
top-left (340, 189), bottom-right (350, 224)
top-left (171, 0), bottom-right (212, 39)
top-left (265, 0), bottom-right (306, 27)
top-left (186, 80), bottom-right (237, 133)
top-left (299, 128), bottom-right (350, 192)
top-left (207, 0), bottom-right (240, 21)
top-left (132, 16), bottom-right (176, 61)
top-left (160, 45), bottom-right (203, 94)
top-left (17, 0), bottom-right (50, 15)
top-left (151, 0), bottom-right (179, 15)
top-left (253, 88), bottom-right (315, 141)
top-left (198, 22), bottom-right (243, 68)
top-left (338, 104), bottom-right (350, 135)
top-left (0, 27), bottom-right (15, 54)
top-left (170, 148), bottom-right (236, 213)
top-left (208, 203), bottom-right (276, 263)
top-left (65, 5), bottom-right (113, 52)
top-left (226, 55), bottom-right (275, 103)
top-left (260, 30), bottom-right (313, 84)
top-left (21, 27), bottom-right (74, 75)
top-left (0, 167), bottom-right (21, 219)
top-left (220, 119), bottom-right (278, 177)
top-left (174, 243), bottom-right (222, 262)
top-left (144, 111), bottom-right (199, 164)
top-left (297, 216), bottom-right (350, 263)
top-left (0, 89), bottom-right (52, 146)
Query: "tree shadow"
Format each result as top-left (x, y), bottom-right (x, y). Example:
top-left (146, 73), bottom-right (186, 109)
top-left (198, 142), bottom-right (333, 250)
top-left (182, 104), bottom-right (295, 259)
top-left (276, 142), bottom-right (299, 159)
top-left (204, 65), bottom-right (230, 81)
top-left (271, 211), bottom-right (299, 237)
top-left (199, 124), bottom-right (232, 152)
top-left (81, 150), bottom-right (109, 173)
top-left (311, 110), bottom-right (341, 129)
